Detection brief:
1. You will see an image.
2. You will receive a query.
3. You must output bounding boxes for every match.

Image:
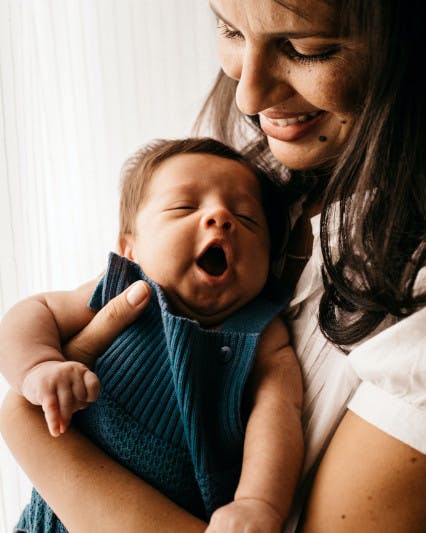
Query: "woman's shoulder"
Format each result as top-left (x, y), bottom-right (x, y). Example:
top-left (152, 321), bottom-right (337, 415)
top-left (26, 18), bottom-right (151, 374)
top-left (347, 304), bottom-right (426, 454)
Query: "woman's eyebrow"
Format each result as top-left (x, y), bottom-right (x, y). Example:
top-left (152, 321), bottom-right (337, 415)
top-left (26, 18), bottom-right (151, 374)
top-left (209, 2), bottom-right (236, 29)
top-left (273, 0), bottom-right (312, 21)
top-left (210, 0), bottom-right (310, 23)
top-left (209, 1), bottom-right (333, 39)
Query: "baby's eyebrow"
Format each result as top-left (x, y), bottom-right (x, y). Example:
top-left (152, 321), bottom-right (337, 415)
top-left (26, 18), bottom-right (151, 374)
top-left (235, 190), bottom-right (264, 203)
top-left (161, 184), bottom-right (195, 196)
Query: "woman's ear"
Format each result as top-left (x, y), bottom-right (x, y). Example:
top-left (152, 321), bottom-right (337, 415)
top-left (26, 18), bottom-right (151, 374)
top-left (118, 234), bottom-right (136, 260)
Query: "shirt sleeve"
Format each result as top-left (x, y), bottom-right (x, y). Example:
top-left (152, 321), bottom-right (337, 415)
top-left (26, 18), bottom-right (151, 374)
top-left (347, 306), bottom-right (426, 453)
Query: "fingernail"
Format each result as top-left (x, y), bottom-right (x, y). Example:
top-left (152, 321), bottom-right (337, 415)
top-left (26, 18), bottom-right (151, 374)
top-left (126, 281), bottom-right (149, 306)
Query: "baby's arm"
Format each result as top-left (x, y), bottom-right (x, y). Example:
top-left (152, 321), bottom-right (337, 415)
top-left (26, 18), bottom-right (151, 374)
top-left (0, 280), bottom-right (101, 436)
top-left (208, 317), bottom-right (304, 532)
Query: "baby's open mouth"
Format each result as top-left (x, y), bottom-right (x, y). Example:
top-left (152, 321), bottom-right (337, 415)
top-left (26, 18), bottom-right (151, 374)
top-left (196, 245), bottom-right (228, 277)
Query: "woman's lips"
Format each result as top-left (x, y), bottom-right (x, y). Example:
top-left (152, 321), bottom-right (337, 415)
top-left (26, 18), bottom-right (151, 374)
top-left (259, 110), bottom-right (326, 142)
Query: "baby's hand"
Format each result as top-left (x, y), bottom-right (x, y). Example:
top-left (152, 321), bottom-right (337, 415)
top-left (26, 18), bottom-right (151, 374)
top-left (21, 360), bottom-right (100, 437)
top-left (206, 498), bottom-right (283, 533)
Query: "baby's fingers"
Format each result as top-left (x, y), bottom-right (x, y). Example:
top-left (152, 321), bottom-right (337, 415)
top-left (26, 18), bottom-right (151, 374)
top-left (41, 393), bottom-right (62, 437)
top-left (82, 369), bottom-right (100, 403)
top-left (70, 368), bottom-right (100, 404)
top-left (56, 385), bottom-right (75, 434)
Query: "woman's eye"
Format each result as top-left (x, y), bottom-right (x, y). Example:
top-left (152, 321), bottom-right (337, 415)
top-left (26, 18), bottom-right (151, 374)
top-left (278, 40), bottom-right (340, 64)
top-left (217, 20), bottom-right (244, 41)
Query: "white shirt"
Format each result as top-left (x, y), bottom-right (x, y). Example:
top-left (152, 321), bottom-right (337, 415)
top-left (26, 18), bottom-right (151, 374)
top-left (283, 213), bottom-right (425, 531)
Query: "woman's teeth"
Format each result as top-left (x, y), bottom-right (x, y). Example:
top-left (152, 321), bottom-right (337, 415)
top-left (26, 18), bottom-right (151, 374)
top-left (268, 110), bottom-right (322, 127)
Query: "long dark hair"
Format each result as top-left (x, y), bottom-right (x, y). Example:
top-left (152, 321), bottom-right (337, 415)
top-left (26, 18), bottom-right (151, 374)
top-left (194, 0), bottom-right (426, 348)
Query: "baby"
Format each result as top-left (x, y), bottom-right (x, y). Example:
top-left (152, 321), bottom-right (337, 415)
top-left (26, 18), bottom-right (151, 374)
top-left (0, 138), bottom-right (303, 532)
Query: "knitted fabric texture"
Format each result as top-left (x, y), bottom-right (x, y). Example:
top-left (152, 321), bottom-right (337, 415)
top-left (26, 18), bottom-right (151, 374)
top-left (17, 253), bottom-right (291, 532)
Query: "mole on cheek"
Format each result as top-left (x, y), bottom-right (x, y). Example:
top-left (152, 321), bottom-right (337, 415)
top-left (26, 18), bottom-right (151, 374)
top-left (341, 120), bottom-right (347, 124)
top-left (319, 136), bottom-right (327, 142)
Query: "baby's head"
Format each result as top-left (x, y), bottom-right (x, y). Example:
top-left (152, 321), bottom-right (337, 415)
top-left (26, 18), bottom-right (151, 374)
top-left (118, 137), bottom-right (288, 326)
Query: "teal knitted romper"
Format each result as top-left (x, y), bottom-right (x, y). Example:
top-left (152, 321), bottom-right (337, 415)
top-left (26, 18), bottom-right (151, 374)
top-left (16, 253), bottom-right (290, 532)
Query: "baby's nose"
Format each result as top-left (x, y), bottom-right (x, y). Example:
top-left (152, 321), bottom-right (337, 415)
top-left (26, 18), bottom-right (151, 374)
top-left (203, 207), bottom-right (234, 230)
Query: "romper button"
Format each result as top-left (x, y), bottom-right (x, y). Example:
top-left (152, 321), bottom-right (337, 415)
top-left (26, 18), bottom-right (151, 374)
top-left (220, 346), bottom-right (233, 363)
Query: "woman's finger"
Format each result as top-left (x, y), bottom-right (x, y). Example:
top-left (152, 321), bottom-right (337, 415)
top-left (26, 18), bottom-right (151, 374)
top-left (63, 281), bottom-right (151, 366)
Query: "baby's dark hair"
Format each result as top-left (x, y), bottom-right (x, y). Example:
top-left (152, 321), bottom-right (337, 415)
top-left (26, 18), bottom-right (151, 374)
top-left (119, 137), bottom-right (289, 260)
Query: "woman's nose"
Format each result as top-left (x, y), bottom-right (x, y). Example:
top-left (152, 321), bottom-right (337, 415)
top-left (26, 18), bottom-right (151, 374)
top-left (203, 207), bottom-right (234, 231)
top-left (235, 44), bottom-right (294, 116)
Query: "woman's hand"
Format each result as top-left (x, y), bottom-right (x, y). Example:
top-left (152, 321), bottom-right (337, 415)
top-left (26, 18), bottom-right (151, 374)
top-left (63, 279), bottom-right (151, 367)
top-left (0, 280), bottom-right (208, 532)
top-left (0, 391), bottom-right (206, 533)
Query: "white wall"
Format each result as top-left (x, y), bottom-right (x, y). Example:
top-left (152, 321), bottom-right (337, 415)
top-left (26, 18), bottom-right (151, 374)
top-left (0, 1), bottom-right (218, 530)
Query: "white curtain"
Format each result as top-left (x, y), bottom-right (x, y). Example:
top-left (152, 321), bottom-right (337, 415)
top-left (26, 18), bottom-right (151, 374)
top-left (0, 1), bottom-right (218, 530)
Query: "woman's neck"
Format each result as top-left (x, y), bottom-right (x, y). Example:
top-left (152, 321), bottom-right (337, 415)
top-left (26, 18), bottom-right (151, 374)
top-left (284, 199), bottom-right (322, 289)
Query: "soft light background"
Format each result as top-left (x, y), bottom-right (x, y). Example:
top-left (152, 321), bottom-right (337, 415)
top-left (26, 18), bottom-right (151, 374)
top-left (0, 1), bottom-right (218, 530)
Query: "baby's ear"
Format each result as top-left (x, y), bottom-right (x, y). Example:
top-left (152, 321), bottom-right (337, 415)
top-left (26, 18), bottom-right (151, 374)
top-left (118, 234), bottom-right (136, 260)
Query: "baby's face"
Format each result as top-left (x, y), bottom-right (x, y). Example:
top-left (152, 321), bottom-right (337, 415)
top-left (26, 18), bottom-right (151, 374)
top-left (125, 153), bottom-right (270, 326)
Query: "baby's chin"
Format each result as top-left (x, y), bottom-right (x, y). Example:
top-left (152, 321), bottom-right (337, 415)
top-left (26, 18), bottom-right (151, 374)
top-left (166, 291), bottom-right (248, 329)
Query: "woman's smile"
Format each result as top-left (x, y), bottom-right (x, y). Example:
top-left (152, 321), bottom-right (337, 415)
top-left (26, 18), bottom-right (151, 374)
top-left (259, 110), bottom-right (327, 142)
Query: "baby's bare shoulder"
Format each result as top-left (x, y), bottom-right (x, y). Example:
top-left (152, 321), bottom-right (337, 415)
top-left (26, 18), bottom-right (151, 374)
top-left (258, 316), bottom-right (291, 356)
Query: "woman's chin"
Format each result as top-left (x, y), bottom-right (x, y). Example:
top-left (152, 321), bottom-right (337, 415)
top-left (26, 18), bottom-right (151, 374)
top-left (267, 135), bottom-right (338, 172)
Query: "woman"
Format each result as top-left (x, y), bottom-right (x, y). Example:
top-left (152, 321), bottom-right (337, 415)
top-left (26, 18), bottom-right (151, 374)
top-left (1, 0), bottom-right (425, 531)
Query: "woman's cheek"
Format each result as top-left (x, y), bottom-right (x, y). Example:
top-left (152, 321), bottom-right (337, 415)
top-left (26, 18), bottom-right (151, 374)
top-left (301, 74), bottom-right (358, 116)
top-left (319, 64), bottom-right (364, 113)
top-left (217, 42), bottom-right (242, 80)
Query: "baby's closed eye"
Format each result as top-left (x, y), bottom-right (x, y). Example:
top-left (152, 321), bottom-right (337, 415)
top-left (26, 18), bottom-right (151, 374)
top-left (235, 212), bottom-right (260, 226)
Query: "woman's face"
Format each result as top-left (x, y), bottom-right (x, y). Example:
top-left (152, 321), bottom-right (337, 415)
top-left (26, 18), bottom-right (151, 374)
top-left (210, 0), bottom-right (367, 170)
